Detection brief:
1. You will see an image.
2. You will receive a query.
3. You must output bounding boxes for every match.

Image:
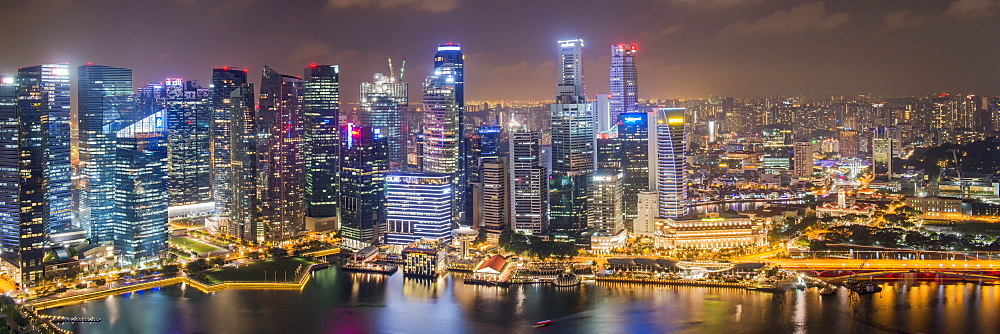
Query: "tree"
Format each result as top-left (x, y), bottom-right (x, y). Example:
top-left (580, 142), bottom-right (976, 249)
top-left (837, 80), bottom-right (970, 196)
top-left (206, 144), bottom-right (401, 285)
top-left (162, 264), bottom-right (181, 275)
top-left (267, 247), bottom-right (288, 258)
top-left (210, 257), bottom-right (226, 267)
top-left (185, 259), bottom-right (211, 274)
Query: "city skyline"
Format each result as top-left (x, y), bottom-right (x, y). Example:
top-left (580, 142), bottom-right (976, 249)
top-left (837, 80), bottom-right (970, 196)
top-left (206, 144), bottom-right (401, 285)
top-left (3, 1), bottom-right (1000, 102)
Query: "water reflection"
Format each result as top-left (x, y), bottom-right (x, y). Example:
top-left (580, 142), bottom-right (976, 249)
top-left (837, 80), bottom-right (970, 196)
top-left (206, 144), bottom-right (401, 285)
top-left (44, 266), bottom-right (1000, 334)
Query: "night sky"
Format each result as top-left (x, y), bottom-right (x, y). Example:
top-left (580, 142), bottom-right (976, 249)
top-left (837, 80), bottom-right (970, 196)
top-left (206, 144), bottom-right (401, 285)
top-left (1, 0), bottom-right (998, 101)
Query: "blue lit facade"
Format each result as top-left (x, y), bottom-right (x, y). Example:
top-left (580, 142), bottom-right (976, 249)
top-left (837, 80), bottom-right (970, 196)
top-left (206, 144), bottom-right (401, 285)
top-left (304, 65), bottom-right (340, 219)
top-left (617, 112), bottom-right (650, 226)
top-left (112, 111), bottom-right (168, 263)
top-left (339, 123), bottom-right (388, 247)
top-left (78, 64), bottom-right (133, 242)
top-left (384, 172), bottom-right (453, 245)
top-left (210, 68), bottom-right (250, 217)
top-left (19, 64), bottom-right (71, 233)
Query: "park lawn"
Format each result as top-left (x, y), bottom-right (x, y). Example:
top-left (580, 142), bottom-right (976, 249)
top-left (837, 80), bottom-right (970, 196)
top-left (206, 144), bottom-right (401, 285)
top-left (169, 237), bottom-right (222, 253)
top-left (201, 257), bottom-right (317, 284)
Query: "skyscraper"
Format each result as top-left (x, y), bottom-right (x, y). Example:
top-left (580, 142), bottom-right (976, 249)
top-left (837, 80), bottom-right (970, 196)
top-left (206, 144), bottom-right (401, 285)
top-left (210, 67), bottom-right (250, 218)
top-left (588, 171), bottom-right (625, 251)
top-left (360, 73), bottom-right (408, 171)
top-left (762, 125), bottom-right (792, 173)
top-left (872, 127), bottom-right (894, 181)
top-left (142, 78), bottom-right (211, 206)
top-left (510, 124), bottom-right (549, 236)
top-left (550, 39), bottom-right (594, 242)
top-left (618, 112), bottom-right (650, 227)
top-left (0, 75), bottom-right (45, 284)
top-left (77, 64), bottom-right (133, 240)
top-left (634, 191), bottom-right (658, 237)
top-left (610, 44), bottom-right (638, 127)
top-left (479, 157), bottom-right (509, 235)
top-left (423, 48), bottom-right (464, 223)
top-left (384, 172), bottom-right (453, 245)
top-left (257, 66), bottom-right (306, 242)
top-left (433, 44), bottom-right (469, 225)
top-left (228, 84), bottom-right (257, 242)
top-left (112, 110), bottom-right (168, 263)
top-left (656, 108), bottom-right (687, 218)
top-left (339, 123), bottom-right (388, 249)
top-left (793, 141), bottom-right (815, 178)
top-left (18, 64), bottom-right (71, 233)
top-left (304, 65), bottom-right (340, 219)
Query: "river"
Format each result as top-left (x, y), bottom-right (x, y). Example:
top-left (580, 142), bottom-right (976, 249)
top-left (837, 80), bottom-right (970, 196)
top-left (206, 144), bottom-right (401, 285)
top-left (41, 265), bottom-right (1000, 334)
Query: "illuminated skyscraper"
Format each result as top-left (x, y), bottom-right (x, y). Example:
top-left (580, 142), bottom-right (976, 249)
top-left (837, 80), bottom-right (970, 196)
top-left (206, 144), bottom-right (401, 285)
top-left (361, 73), bottom-right (408, 170)
top-left (210, 67), bottom-right (250, 217)
top-left (339, 124), bottom-right (388, 248)
top-left (304, 65), bottom-right (340, 219)
top-left (0, 75), bottom-right (45, 284)
top-left (510, 124), bottom-right (549, 236)
top-left (141, 78), bottom-right (211, 206)
top-left (77, 64), bottom-right (133, 240)
top-left (618, 112), bottom-right (650, 227)
top-left (258, 66), bottom-right (306, 242)
top-left (550, 39), bottom-right (594, 242)
top-left (18, 64), bottom-right (71, 232)
top-left (112, 110), bottom-right (168, 263)
top-left (762, 125), bottom-right (792, 173)
top-left (479, 157), bottom-right (509, 235)
top-left (655, 108), bottom-right (687, 218)
top-left (610, 44), bottom-right (638, 127)
top-left (227, 84), bottom-right (257, 242)
top-left (793, 141), bottom-right (815, 178)
top-left (588, 171), bottom-right (625, 251)
top-left (872, 127), bottom-right (894, 181)
top-left (384, 172), bottom-right (453, 245)
top-left (423, 45), bottom-right (466, 222)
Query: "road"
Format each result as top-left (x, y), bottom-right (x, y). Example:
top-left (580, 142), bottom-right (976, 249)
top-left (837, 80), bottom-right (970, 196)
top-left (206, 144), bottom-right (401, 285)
top-left (768, 258), bottom-right (1000, 271)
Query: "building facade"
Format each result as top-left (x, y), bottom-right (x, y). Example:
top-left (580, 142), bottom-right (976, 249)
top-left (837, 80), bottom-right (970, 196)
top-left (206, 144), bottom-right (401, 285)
top-left (656, 108), bottom-right (688, 218)
top-left (112, 111), bottom-right (168, 263)
top-left (304, 65), bottom-right (340, 219)
top-left (257, 66), bottom-right (306, 242)
top-left (384, 172), bottom-right (453, 245)
top-left (510, 125), bottom-right (549, 236)
top-left (18, 65), bottom-right (71, 233)
top-left (339, 124), bottom-right (388, 249)
top-left (209, 67), bottom-right (250, 217)
top-left (609, 44), bottom-right (638, 127)
top-left (550, 39), bottom-right (594, 242)
top-left (653, 217), bottom-right (767, 249)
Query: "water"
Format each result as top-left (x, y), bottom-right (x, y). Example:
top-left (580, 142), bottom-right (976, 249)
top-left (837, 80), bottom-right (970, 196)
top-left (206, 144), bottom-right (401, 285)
top-left (690, 200), bottom-right (802, 215)
top-left (42, 266), bottom-right (1000, 334)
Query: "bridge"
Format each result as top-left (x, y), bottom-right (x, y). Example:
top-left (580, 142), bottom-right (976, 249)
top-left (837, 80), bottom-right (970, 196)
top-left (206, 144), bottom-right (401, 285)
top-left (766, 258), bottom-right (1000, 280)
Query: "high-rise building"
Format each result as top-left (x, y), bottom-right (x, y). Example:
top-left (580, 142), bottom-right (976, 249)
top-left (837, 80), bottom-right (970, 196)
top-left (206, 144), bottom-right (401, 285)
top-left (839, 130), bottom-right (860, 159)
top-left (77, 64), bottom-right (133, 240)
top-left (595, 94), bottom-right (611, 133)
top-left (257, 66), bottom-right (306, 242)
top-left (18, 65), bottom-right (71, 232)
top-left (423, 47), bottom-right (465, 223)
top-left (510, 124), bottom-right (549, 236)
top-left (141, 78), bottom-right (211, 207)
top-left (793, 141), bottom-right (814, 178)
top-left (588, 171), bottom-right (626, 251)
top-left (617, 112), bottom-right (650, 227)
top-left (339, 124), bottom-right (388, 249)
top-left (596, 128), bottom-right (620, 172)
top-left (112, 110), bottom-right (168, 263)
top-left (762, 125), bottom-right (792, 173)
top-left (209, 67), bottom-right (249, 218)
top-left (872, 127), bottom-right (894, 181)
top-left (655, 108), bottom-right (687, 218)
top-left (384, 172), bottom-right (453, 245)
top-left (304, 65), bottom-right (340, 219)
top-left (227, 84), bottom-right (258, 242)
top-left (634, 191), bottom-right (658, 237)
top-left (610, 44), bottom-right (638, 126)
top-left (0, 75), bottom-right (45, 284)
top-left (550, 39), bottom-right (594, 242)
top-left (360, 73), bottom-right (408, 171)
top-left (479, 157), bottom-right (509, 235)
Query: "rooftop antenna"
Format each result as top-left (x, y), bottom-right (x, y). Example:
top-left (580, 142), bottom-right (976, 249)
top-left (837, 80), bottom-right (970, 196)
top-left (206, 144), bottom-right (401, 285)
top-left (399, 59), bottom-right (406, 81)
top-left (388, 58), bottom-right (395, 80)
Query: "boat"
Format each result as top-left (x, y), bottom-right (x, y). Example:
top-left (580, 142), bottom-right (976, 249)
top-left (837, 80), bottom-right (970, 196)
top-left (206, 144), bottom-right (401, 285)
top-left (533, 320), bottom-right (555, 328)
top-left (844, 279), bottom-right (882, 295)
top-left (747, 283), bottom-right (787, 293)
top-left (818, 285), bottom-right (838, 296)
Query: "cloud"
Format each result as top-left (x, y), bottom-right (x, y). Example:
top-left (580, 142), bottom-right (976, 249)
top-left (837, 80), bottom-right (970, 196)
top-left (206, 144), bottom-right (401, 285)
top-left (327, 0), bottom-right (458, 13)
top-left (288, 40), bottom-right (334, 65)
top-left (670, 0), bottom-right (765, 10)
top-left (944, 0), bottom-right (999, 19)
top-left (882, 10), bottom-right (931, 31)
top-left (721, 1), bottom-right (850, 36)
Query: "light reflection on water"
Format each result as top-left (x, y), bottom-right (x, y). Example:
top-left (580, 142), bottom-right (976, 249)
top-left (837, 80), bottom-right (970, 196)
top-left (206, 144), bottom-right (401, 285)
top-left (42, 265), bottom-right (1000, 334)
